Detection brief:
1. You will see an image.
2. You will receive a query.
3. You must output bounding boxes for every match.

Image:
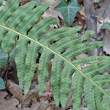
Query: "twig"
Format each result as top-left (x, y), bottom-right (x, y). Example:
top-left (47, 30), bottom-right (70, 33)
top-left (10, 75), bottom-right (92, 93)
top-left (2, 52), bottom-right (10, 86)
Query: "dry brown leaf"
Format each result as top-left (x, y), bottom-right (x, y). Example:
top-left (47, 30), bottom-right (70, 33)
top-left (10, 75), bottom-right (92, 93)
top-left (23, 84), bottom-right (38, 108)
top-left (24, 95), bottom-right (56, 110)
top-left (41, 0), bottom-right (62, 19)
top-left (7, 80), bottom-right (38, 107)
top-left (0, 91), bottom-right (19, 110)
top-left (79, 5), bottom-right (85, 19)
top-left (75, 53), bottom-right (88, 59)
top-left (96, 0), bottom-right (110, 33)
top-left (96, 1), bottom-right (110, 55)
top-left (24, 100), bottom-right (49, 110)
top-left (20, 0), bottom-right (32, 5)
top-left (7, 80), bottom-right (25, 103)
top-left (77, 0), bottom-right (83, 3)
top-left (72, 11), bottom-right (85, 31)
top-left (44, 80), bottom-right (52, 93)
top-left (41, 0), bottom-right (65, 27)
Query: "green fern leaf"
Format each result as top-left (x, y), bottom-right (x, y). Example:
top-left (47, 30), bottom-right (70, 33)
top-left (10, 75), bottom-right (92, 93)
top-left (95, 88), bottom-right (103, 110)
top-left (0, 0), bottom-right (110, 109)
top-left (73, 56), bottom-right (110, 109)
top-left (83, 61), bottom-right (110, 77)
top-left (24, 17), bottom-right (58, 93)
top-left (73, 56), bottom-right (110, 66)
top-left (84, 61), bottom-right (110, 110)
top-left (84, 79), bottom-right (96, 110)
top-left (72, 71), bottom-right (84, 110)
top-left (94, 75), bottom-right (110, 110)
top-left (60, 62), bottom-right (75, 108)
top-left (38, 49), bottom-right (53, 95)
top-left (51, 56), bottom-right (64, 106)
top-left (103, 94), bottom-right (110, 110)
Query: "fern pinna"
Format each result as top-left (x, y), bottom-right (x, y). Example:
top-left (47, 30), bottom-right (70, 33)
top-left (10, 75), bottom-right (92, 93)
top-left (0, 0), bottom-right (110, 109)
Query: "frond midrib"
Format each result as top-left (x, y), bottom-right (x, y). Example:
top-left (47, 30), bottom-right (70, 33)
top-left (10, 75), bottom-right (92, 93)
top-left (0, 24), bottom-right (110, 98)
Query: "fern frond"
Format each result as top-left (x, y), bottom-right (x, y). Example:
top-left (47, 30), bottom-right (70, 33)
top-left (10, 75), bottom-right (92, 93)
top-left (0, 0), bottom-right (50, 88)
top-left (84, 74), bottom-right (110, 110)
top-left (74, 57), bottom-right (110, 109)
top-left (0, 0), bottom-right (110, 109)
top-left (72, 57), bottom-right (110, 110)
